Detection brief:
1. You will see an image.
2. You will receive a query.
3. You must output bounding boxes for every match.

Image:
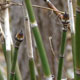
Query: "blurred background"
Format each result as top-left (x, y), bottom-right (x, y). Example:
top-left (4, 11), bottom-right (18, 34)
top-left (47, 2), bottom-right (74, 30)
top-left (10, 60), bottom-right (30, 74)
top-left (0, 0), bottom-right (76, 80)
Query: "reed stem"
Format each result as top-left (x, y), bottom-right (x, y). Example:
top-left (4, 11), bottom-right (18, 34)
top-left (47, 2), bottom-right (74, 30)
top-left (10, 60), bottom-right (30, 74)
top-left (4, 7), bottom-right (11, 80)
top-left (57, 28), bottom-right (67, 80)
top-left (10, 48), bottom-right (18, 80)
top-left (75, 0), bottom-right (80, 80)
top-left (0, 70), bottom-right (4, 80)
top-left (23, 4), bottom-right (36, 79)
top-left (67, 0), bottom-right (76, 79)
top-left (10, 40), bottom-right (22, 80)
top-left (25, 0), bottom-right (52, 79)
top-left (29, 58), bottom-right (36, 80)
top-left (10, 31), bottom-right (24, 80)
top-left (2, 41), bottom-right (7, 61)
top-left (15, 63), bottom-right (22, 80)
top-left (10, 46), bottom-right (22, 80)
top-left (57, 13), bottom-right (69, 80)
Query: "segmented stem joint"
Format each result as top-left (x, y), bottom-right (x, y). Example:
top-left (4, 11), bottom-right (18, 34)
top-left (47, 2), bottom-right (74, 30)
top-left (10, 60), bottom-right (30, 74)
top-left (62, 12), bottom-right (69, 30)
top-left (15, 31), bottom-right (24, 48)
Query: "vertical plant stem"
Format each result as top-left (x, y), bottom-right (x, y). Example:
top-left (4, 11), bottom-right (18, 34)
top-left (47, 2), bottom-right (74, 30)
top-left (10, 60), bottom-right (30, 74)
top-left (57, 12), bottom-right (69, 80)
top-left (15, 63), bottom-right (22, 80)
top-left (4, 5), bottom-right (11, 80)
top-left (0, 70), bottom-right (4, 80)
top-left (25, 0), bottom-right (52, 79)
top-left (10, 38), bottom-right (22, 80)
top-left (11, 45), bottom-right (22, 80)
top-left (10, 35), bottom-right (22, 80)
top-left (2, 41), bottom-right (7, 61)
top-left (0, 22), bottom-right (6, 61)
top-left (0, 6), bottom-right (21, 80)
top-left (12, 48), bottom-right (22, 80)
top-left (23, 3), bottom-right (36, 79)
top-left (22, 2), bottom-right (36, 79)
top-left (57, 28), bottom-right (67, 80)
top-left (72, 0), bottom-right (77, 15)
top-left (71, 34), bottom-right (75, 77)
top-left (29, 58), bottom-right (36, 80)
top-left (67, 0), bottom-right (76, 79)
top-left (10, 48), bottom-right (18, 80)
top-left (10, 31), bottom-right (24, 80)
top-left (75, 0), bottom-right (80, 80)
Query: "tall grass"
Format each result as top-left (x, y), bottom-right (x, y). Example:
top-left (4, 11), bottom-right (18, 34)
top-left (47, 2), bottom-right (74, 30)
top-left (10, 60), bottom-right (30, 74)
top-left (1, 0), bottom-right (80, 80)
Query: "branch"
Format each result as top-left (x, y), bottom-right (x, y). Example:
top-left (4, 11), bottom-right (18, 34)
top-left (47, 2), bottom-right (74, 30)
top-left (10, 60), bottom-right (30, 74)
top-left (0, 1), bottom-right (22, 11)
top-left (32, 5), bottom-right (64, 14)
top-left (44, 0), bottom-right (64, 19)
top-left (49, 37), bottom-right (58, 63)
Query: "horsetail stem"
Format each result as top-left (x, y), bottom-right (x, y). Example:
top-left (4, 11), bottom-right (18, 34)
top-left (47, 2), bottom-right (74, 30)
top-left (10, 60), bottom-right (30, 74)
top-left (75, 0), bottom-right (80, 79)
top-left (11, 41), bottom-right (22, 80)
top-left (29, 58), bottom-right (36, 80)
top-left (25, 0), bottom-right (52, 79)
top-left (0, 70), bottom-right (4, 80)
top-left (15, 63), bottom-right (22, 80)
top-left (10, 31), bottom-right (24, 80)
top-left (57, 13), bottom-right (69, 80)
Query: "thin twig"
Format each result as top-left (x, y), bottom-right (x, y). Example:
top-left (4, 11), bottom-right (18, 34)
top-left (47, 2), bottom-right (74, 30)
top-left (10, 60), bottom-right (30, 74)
top-left (44, 0), bottom-right (64, 19)
top-left (0, 1), bottom-right (22, 11)
top-left (0, 1), bottom-right (22, 6)
top-left (32, 5), bottom-right (64, 14)
top-left (49, 36), bottom-right (58, 63)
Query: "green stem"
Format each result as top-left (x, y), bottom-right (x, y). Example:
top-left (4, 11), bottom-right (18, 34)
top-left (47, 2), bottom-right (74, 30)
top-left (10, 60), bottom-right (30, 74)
top-left (29, 58), bottom-right (36, 80)
top-left (11, 44), bottom-right (22, 80)
top-left (10, 47), bottom-right (18, 80)
top-left (25, 0), bottom-right (52, 78)
top-left (0, 70), bottom-right (4, 80)
top-left (32, 27), bottom-right (51, 76)
top-left (10, 31), bottom-right (24, 80)
top-left (57, 28), bottom-right (67, 80)
top-left (71, 34), bottom-right (76, 79)
top-left (3, 41), bottom-right (11, 80)
top-left (2, 41), bottom-right (22, 80)
top-left (6, 51), bottom-right (11, 80)
top-left (75, 0), bottom-right (80, 79)
top-left (15, 62), bottom-right (22, 80)
top-left (2, 42), bottom-right (7, 62)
